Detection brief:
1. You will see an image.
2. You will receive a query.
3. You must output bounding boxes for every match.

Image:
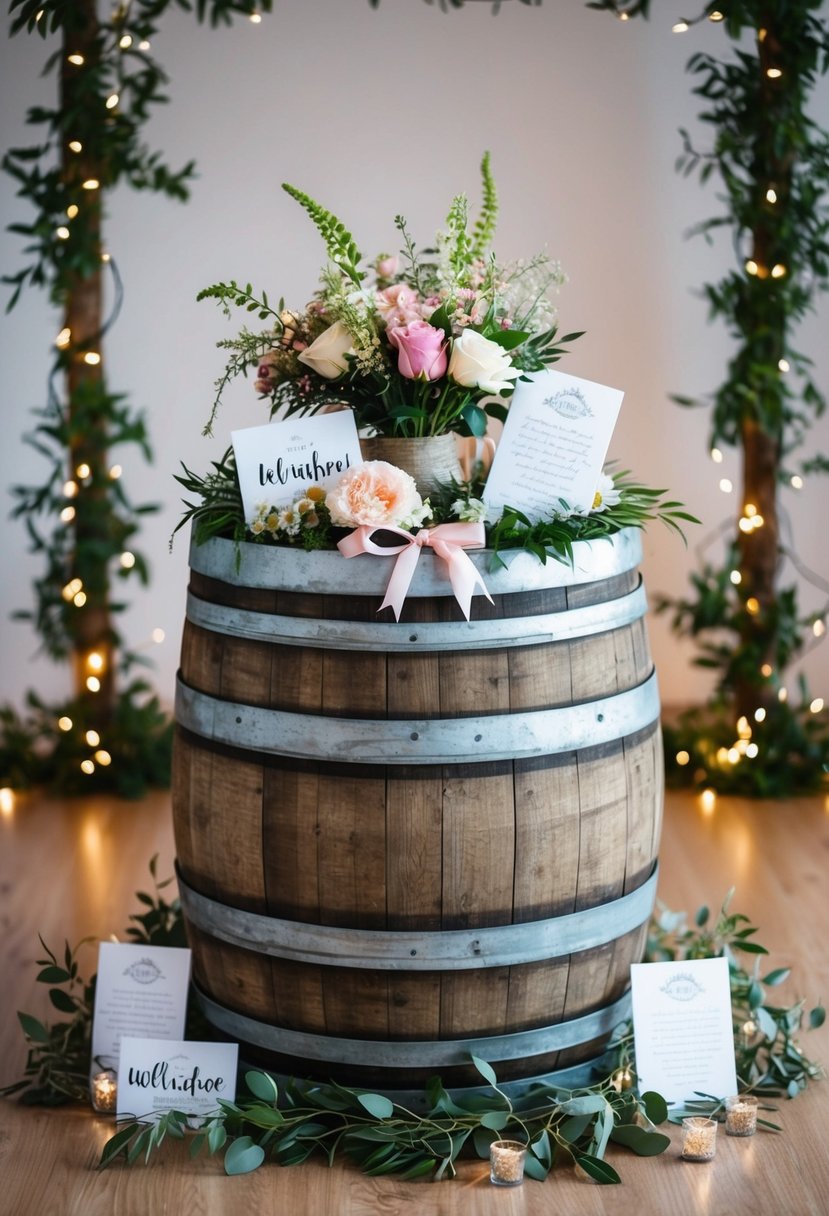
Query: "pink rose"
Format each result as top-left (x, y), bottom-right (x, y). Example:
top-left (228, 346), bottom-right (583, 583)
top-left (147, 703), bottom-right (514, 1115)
top-left (376, 283), bottom-right (423, 329)
top-left (388, 320), bottom-right (448, 381)
top-left (326, 460), bottom-right (423, 528)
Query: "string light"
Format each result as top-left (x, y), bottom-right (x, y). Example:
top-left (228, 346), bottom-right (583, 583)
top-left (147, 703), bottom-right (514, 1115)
top-left (709, 9), bottom-right (724, 19)
top-left (727, 748), bottom-right (740, 764)
top-left (719, 478), bottom-right (733, 493)
top-left (771, 263), bottom-right (787, 278)
top-left (618, 10), bottom-right (630, 20)
top-left (730, 570), bottom-right (742, 584)
top-left (63, 480), bottom-right (78, 497)
top-left (56, 226), bottom-right (70, 240)
top-left (119, 551), bottom-right (136, 569)
top-left (67, 53), bottom-right (85, 66)
top-left (86, 675), bottom-right (101, 692)
top-left (758, 28), bottom-right (768, 41)
top-left (95, 750), bottom-right (112, 766)
top-left (109, 464), bottom-right (123, 479)
top-left (76, 463), bottom-right (91, 479)
top-left (790, 474), bottom-right (803, 488)
top-left (766, 187), bottom-right (777, 204)
top-left (101, 252), bottom-right (111, 263)
top-left (60, 506), bottom-right (76, 523)
top-left (55, 327), bottom-right (71, 349)
top-left (814, 620), bottom-right (826, 638)
top-left (811, 698), bottom-right (825, 714)
top-left (755, 707), bottom-right (767, 722)
top-left (779, 358), bottom-right (790, 372)
top-left (138, 39), bottom-right (150, 50)
top-left (760, 664), bottom-right (773, 678)
top-left (119, 34), bottom-right (133, 48)
top-left (85, 729), bottom-right (101, 746)
top-left (82, 179), bottom-right (100, 191)
top-left (249, 10), bottom-right (262, 21)
top-left (672, 20), bottom-right (689, 33)
top-left (83, 351), bottom-right (101, 365)
top-left (73, 591), bottom-right (87, 607)
top-left (152, 627), bottom-right (166, 644)
top-left (67, 203), bottom-right (79, 218)
top-left (746, 597), bottom-right (760, 615)
top-left (745, 259), bottom-right (759, 276)
top-left (105, 93), bottom-right (120, 110)
top-left (87, 651), bottom-right (105, 673)
top-left (766, 67), bottom-right (783, 79)
top-left (746, 742), bottom-right (759, 758)
top-left (35, 8), bottom-right (44, 21)
top-left (81, 759), bottom-right (95, 775)
top-left (58, 716), bottom-right (73, 731)
top-left (68, 141), bottom-right (83, 154)
top-left (62, 578), bottom-right (83, 601)
top-left (710, 447), bottom-right (723, 463)
top-left (0, 788), bottom-right (15, 815)
top-left (778, 687), bottom-right (788, 703)
top-left (676, 750), bottom-right (690, 765)
top-left (736, 716), bottom-right (752, 739)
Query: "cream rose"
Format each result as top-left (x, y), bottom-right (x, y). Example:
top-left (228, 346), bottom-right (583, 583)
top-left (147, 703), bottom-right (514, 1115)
top-left (326, 461), bottom-right (423, 528)
top-left (447, 329), bottom-right (520, 394)
top-left (297, 320), bottom-right (354, 379)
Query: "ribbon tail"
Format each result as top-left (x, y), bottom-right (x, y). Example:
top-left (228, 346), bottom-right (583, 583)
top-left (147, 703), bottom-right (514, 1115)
top-left (445, 547), bottom-right (493, 621)
top-left (379, 544), bottom-right (421, 621)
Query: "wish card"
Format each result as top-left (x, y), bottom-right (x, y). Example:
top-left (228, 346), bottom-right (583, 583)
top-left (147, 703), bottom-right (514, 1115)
top-left (232, 410), bottom-right (362, 522)
top-left (117, 1037), bottom-right (239, 1121)
top-left (482, 369), bottom-right (624, 520)
top-left (91, 942), bottom-right (191, 1073)
top-left (630, 957), bottom-right (738, 1106)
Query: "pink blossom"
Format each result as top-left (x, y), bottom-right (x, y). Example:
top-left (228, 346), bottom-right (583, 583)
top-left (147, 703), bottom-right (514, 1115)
top-left (388, 320), bottom-right (448, 381)
top-left (376, 254), bottom-right (399, 280)
top-left (376, 283), bottom-right (423, 329)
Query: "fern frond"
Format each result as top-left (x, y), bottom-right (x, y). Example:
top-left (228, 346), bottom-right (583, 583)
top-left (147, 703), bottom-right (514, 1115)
top-left (282, 184), bottom-right (365, 286)
top-left (445, 193), bottom-right (472, 286)
top-left (470, 151), bottom-right (498, 258)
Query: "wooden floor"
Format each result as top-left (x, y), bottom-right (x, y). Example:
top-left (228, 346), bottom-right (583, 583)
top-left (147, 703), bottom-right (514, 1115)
top-left (1, 786), bottom-right (828, 1215)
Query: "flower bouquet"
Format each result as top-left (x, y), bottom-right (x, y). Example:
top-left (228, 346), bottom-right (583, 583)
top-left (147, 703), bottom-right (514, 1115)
top-left (176, 156), bottom-right (694, 574)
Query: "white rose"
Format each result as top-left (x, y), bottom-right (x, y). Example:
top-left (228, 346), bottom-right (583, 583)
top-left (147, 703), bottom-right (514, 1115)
top-left (297, 320), bottom-right (354, 379)
top-left (447, 329), bottom-right (520, 394)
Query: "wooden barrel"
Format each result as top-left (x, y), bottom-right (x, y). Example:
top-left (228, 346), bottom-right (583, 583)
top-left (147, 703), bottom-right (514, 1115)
top-left (172, 529), bottom-right (663, 1099)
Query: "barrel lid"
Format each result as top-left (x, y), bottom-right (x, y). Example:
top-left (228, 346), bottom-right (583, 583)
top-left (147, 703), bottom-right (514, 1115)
top-left (189, 527), bottom-right (643, 596)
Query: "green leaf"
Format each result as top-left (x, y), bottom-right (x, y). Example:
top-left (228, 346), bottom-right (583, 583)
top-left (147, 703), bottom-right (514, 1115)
top-left (37, 965), bottom-right (72, 984)
top-left (809, 1005), bottom-right (826, 1029)
top-left (18, 1012), bottom-right (49, 1043)
top-left (640, 1091), bottom-right (669, 1125)
top-left (356, 1092), bottom-right (394, 1120)
top-left (245, 1070), bottom-right (279, 1103)
top-left (573, 1151), bottom-right (621, 1185)
top-left (99, 1124), bottom-right (140, 1169)
top-left (610, 1125), bottom-right (671, 1156)
top-left (49, 987), bottom-right (78, 1014)
top-left (559, 1094), bottom-right (608, 1116)
top-left (479, 1111), bottom-right (510, 1131)
top-left (523, 1152), bottom-right (549, 1181)
top-left (224, 1136), bottom-right (266, 1175)
top-left (762, 969), bottom-right (791, 987)
top-left (470, 1055), bottom-right (498, 1087)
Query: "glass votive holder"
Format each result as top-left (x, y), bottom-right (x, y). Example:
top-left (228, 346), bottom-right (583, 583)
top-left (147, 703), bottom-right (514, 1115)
top-left (90, 1068), bottom-right (118, 1114)
top-left (681, 1116), bottom-right (718, 1161)
top-left (725, 1094), bottom-right (759, 1136)
top-left (489, 1139), bottom-right (528, 1186)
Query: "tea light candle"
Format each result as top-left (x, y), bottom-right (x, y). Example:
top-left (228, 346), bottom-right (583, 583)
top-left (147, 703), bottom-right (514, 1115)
top-left (489, 1139), bottom-right (527, 1186)
top-left (725, 1095), bottom-right (759, 1136)
top-left (90, 1069), bottom-right (117, 1114)
top-left (681, 1116), bottom-right (717, 1161)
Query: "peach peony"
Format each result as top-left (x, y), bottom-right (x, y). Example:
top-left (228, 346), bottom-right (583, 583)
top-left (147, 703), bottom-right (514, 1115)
top-left (326, 461), bottom-right (423, 528)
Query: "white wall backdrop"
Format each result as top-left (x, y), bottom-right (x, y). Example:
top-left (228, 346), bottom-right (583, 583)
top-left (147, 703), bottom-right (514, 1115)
top-left (1, 0), bottom-right (827, 714)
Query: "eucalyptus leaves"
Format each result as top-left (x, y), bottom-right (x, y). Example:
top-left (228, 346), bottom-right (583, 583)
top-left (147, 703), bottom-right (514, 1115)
top-left (101, 1063), bottom-right (672, 1184)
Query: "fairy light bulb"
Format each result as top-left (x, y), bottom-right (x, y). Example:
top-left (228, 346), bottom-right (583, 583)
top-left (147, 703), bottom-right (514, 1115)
top-left (746, 743), bottom-right (759, 758)
top-left (771, 263), bottom-right (787, 278)
top-left (109, 464), bottom-right (122, 479)
top-left (83, 351), bottom-right (101, 365)
top-left (60, 506), bottom-right (76, 523)
top-left (755, 707), bottom-right (767, 722)
top-left (67, 53), bottom-right (85, 65)
top-left (76, 463), bottom-right (91, 479)
top-left (709, 9), bottom-right (724, 19)
top-left (152, 627), bottom-right (165, 644)
top-left (119, 551), bottom-right (136, 569)
top-left (95, 750), bottom-right (112, 766)
top-left (672, 20), bottom-right (689, 32)
top-left (68, 141), bottom-right (82, 154)
top-left (700, 789), bottom-right (716, 814)
top-left (779, 358), bottom-right (790, 372)
top-left (56, 226), bottom-right (70, 240)
top-left (101, 252), bottom-right (111, 263)
top-left (767, 67), bottom-right (783, 79)
top-left (811, 698), bottom-right (825, 714)
top-left (766, 187), bottom-right (777, 204)
top-left (138, 39), bottom-right (150, 50)
top-left (56, 327), bottom-right (71, 349)
top-left (82, 179), bottom-right (100, 191)
top-left (86, 675), bottom-right (101, 693)
top-left (58, 716), bottom-right (73, 732)
top-left (119, 34), bottom-right (132, 48)
top-left (730, 570), bottom-right (742, 584)
top-left (746, 597), bottom-right (760, 615)
top-left (87, 651), bottom-right (105, 673)
top-left (719, 478), bottom-right (733, 493)
top-left (778, 687), bottom-right (788, 703)
top-left (63, 480), bottom-right (78, 498)
top-left (745, 259), bottom-right (759, 276)
top-left (727, 748), bottom-right (740, 764)
top-left (85, 729), bottom-right (101, 747)
top-left (813, 620), bottom-right (826, 637)
top-left (249, 10), bottom-right (262, 21)
top-left (81, 759), bottom-right (95, 775)
top-left (73, 591), bottom-right (86, 607)
top-left (676, 750), bottom-right (690, 766)
top-left (791, 474), bottom-right (803, 488)
top-left (105, 93), bottom-right (119, 110)
top-left (711, 447), bottom-right (723, 463)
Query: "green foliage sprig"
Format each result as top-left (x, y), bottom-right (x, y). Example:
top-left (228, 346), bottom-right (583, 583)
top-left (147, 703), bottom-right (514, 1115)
top-left (101, 1065), bottom-right (670, 1183)
top-left (0, 857), bottom-right (182, 1105)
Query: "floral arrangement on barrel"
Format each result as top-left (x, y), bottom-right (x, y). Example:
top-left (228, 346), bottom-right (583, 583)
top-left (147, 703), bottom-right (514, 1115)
top-left (177, 154), bottom-right (691, 565)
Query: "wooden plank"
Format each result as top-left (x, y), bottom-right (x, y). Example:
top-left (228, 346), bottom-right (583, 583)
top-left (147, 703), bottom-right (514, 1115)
top-left (316, 771), bottom-right (387, 929)
top-left (623, 724), bottom-right (663, 892)
top-left (438, 649), bottom-right (510, 717)
top-left (508, 640), bottom-right (573, 711)
top-left (262, 764), bottom-right (321, 922)
top-left (513, 754), bottom-right (581, 920)
top-left (321, 649), bottom-right (387, 716)
top-left (201, 750), bottom-right (267, 914)
top-left (574, 741), bottom-right (629, 910)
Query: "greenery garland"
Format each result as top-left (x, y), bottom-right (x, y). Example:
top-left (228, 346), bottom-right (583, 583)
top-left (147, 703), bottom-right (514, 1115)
top-left (2, 864), bottom-right (823, 1184)
top-left (1, 0), bottom-right (273, 797)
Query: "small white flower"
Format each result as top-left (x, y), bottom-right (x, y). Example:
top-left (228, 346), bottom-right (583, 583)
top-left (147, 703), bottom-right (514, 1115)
top-left (451, 497), bottom-right (488, 523)
top-left (250, 519), bottom-right (265, 534)
top-left (590, 472), bottom-right (621, 513)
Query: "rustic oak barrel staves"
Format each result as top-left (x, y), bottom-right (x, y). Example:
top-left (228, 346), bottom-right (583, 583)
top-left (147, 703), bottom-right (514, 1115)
top-left (172, 529), bottom-right (663, 1095)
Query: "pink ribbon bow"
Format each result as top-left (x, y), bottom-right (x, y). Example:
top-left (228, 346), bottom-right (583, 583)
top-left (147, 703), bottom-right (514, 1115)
top-left (337, 522), bottom-right (493, 621)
